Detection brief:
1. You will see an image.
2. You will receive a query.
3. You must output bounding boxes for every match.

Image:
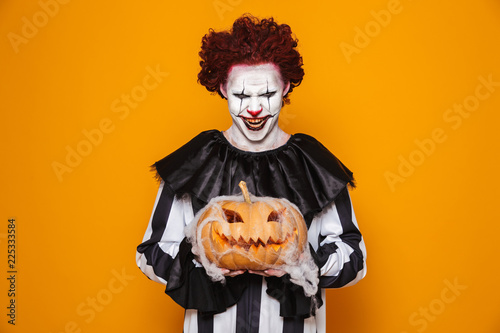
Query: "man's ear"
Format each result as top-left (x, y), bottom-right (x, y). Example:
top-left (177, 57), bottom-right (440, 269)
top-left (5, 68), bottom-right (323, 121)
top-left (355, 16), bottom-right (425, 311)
top-left (282, 81), bottom-right (291, 96)
top-left (220, 83), bottom-right (228, 98)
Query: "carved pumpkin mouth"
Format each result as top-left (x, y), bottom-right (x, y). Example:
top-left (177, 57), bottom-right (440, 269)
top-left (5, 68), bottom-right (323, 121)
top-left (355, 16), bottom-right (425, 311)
top-left (211, 224), bottom-right (298, 252)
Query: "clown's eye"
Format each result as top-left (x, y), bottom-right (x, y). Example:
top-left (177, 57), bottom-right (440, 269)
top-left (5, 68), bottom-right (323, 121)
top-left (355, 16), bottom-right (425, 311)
top-left (261, 91), bottom-right (276, 98)
top-left (223, 209), bottom-right (244, 223)
top-left (267, 209), bottom-right (285, 222)
top-left (233, 93), bottom-right (249, 99)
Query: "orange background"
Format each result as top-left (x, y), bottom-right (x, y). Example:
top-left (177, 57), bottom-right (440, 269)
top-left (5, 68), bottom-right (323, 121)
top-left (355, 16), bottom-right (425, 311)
top-left (1, 0), bottom-right (500, 332)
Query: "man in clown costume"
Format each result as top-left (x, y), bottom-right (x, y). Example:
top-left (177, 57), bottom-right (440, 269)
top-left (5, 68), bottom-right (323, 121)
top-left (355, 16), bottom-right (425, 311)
top-left (137, 14), bottom-right (366, 333)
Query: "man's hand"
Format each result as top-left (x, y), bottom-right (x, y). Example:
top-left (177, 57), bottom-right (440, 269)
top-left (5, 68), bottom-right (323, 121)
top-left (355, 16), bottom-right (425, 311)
top-left (220, 268), bottom-right (246, 277)
top-left (220, 268), bottom-right (286, 277)
top-left (248, 269), bottom-right (286, 277)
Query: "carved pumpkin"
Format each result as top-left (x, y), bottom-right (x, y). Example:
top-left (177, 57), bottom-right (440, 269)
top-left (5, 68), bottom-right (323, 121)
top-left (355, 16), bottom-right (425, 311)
top-left (196, 181), bottom-right (308, 271)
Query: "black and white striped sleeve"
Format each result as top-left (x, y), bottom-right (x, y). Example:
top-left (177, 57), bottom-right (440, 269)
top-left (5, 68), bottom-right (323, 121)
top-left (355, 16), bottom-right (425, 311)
top-left (308, 187), bottom-right (367, 288)
top-left (136, 181), bottom-right (194, 285)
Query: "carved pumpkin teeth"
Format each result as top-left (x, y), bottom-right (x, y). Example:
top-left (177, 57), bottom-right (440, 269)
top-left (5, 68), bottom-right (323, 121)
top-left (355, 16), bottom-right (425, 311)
top-left (217, 232), bottom-right (229, 248)
top-left (271, 244), bottom-right (281, 252)
top-left (212, 226), bottom-right (232, 249)
top-left (255, 238), bottom-right (267, 247)
top-left (246, 237), bottom-right (266, 250)
top-left (213, 228), bottom-right (296, 252)
top-left (267, 236), bottom-right (283, 244)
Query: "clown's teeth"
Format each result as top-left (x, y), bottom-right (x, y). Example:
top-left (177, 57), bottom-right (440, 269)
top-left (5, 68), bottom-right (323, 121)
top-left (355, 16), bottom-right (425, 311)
top-left (246, 118), bottom-right (263, 124)
top-left (239, 115), bottom-right (271, 131)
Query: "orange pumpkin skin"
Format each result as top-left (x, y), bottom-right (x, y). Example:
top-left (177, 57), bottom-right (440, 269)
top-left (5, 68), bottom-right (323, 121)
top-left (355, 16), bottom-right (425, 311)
top-left (197, 197), bottom-right (308, 271)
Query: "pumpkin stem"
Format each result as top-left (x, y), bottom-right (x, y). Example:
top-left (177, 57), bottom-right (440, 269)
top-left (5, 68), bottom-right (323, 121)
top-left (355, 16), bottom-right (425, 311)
top-left (238, 181), bottom-right (252, 204)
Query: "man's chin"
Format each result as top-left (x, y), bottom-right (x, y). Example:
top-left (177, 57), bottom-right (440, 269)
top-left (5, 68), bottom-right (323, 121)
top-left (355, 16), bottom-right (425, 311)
top-left (233, 125), bottom-right (268, 143)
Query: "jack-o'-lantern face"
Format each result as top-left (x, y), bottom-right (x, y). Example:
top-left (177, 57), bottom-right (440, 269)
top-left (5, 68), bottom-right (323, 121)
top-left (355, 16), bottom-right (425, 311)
top-left (197, 181), bottom-right (307, 271)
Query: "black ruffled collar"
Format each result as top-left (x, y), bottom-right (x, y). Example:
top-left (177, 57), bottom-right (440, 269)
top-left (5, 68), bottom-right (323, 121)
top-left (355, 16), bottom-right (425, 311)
top-left (153, 130), bottom-right (354, 225)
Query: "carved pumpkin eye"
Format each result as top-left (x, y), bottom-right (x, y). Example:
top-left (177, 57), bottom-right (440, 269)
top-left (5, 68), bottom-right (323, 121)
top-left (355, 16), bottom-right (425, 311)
top-left (223, 208), bottom-right (244, 223)
top-left (267, 208), bottom-right (286, 222)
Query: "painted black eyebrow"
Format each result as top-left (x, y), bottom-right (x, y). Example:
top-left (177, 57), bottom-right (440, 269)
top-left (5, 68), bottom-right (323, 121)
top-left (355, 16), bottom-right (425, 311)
top-left (260, 91), bottom-right (277, 96)
top-left (233, 92), bottom-right (250, 98)
top-left (265, 80), bottom-right (272, 110)
top-left (232, 91), bottom-right (276, 97)
top-left (239, 81), bottom-right (245, 111)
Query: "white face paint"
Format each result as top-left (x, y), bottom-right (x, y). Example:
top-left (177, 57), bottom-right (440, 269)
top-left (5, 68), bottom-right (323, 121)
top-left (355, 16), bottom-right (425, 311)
top-left (221, 63), bottom-right (290, 150)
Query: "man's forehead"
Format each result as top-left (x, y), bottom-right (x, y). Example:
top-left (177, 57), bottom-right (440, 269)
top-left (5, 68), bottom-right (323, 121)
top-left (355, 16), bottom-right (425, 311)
top-left (227, 64), bottom-right (282, 87)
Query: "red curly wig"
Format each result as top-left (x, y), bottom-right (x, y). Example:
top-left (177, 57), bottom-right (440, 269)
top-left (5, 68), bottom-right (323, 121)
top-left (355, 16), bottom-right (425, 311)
top-left (198, 14), bottom-right (304, 105)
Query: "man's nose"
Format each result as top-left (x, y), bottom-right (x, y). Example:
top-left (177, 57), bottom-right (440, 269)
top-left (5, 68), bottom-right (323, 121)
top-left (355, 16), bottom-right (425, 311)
top-left (247, 107), bottom-right (262, 117)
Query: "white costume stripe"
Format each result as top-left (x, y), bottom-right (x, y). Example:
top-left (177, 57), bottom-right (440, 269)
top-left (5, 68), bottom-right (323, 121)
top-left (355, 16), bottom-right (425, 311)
top-left (258, 278), bottom-right (283, 333)
top-left (158, 194), bottom-right (193, 257)
top-left (136, 181), bottom-right (168, 284)
top-left (348, 201), bottom-right (367, 285)
top-left (314, 290), bottom-right (327, 333)
top-left (184, 309), bottom-right (198, 332)
top-left (139, 181), bottom-right (165, 245)
top-left (311, 193), bottom-right (367, 280)
top-left (213, 303), bottom-right (237, 332)
top-left (136, 181), bottom-right (194, 284)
